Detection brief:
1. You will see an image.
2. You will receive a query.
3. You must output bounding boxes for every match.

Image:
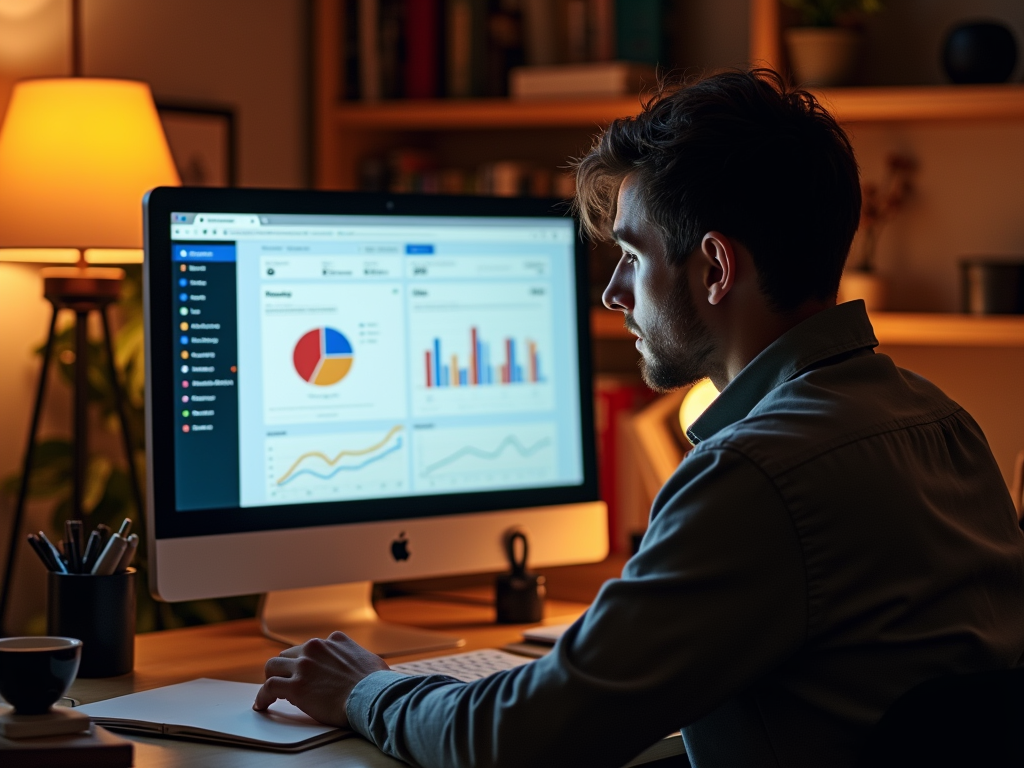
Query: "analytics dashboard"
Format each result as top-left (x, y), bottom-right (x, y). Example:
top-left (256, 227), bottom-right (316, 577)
top-left (167, 212), bottom-right (585, 513)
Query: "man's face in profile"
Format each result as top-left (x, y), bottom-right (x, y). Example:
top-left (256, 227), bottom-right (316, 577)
top-left (603, 175), bottom-right (716, 393)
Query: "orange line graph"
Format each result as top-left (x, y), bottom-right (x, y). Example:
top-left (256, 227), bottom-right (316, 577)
top-left (275, 425), bottom-right (404, 485)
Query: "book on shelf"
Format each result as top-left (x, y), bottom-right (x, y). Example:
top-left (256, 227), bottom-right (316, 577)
top-left (615, 0), bottom-right (665, 65)
top-left (404, 0), bottom-right (442, 98)
top-left (510, 61), bottom-right (657, 99)
top-left (446, 0), bottom-right (487, 97)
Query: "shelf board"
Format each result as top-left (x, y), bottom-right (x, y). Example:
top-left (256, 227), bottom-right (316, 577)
top-left (332, 85), bottom-right (1024, 131)
top-left (812, 84), bottom-right (1024, 123)
top-left (333, 97), bottom-right (644, 130)
top-left (591, 308), bottom-right (1024, 348)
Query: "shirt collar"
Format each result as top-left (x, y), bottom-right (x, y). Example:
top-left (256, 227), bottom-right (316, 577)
top-left (686, 300), bottom-right (878, 445)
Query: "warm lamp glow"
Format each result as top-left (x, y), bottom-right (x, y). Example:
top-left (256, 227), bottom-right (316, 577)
top-left (0, 78), bottom-right (180, 250)
top-left (84, 248), bottom-right (144, 264)
top-left (680, 378), bottom-right (719, 437)
top-left (0, 248), bottom-right (80, 264)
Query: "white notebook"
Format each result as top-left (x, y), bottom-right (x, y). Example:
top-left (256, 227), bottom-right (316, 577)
top-left (77, 678), bottom-right (347, 752)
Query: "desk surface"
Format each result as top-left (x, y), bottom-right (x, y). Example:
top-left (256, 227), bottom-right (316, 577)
top-left (68, 591), bottom-right (591, 767)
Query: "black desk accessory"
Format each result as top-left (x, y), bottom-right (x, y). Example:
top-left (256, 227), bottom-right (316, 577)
top-left (47, 568), bottom-right (136, 678)
top-left (495, 530), bottom-right (546, 624)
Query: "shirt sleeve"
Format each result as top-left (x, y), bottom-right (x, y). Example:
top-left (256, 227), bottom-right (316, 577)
top-left (346, 446), bottom-right (807, 768)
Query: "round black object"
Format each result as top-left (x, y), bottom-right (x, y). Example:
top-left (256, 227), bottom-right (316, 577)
top-left (943, 22), bottom-right (1018, 84)
top-left (0, 637), bottom-right (81, 715)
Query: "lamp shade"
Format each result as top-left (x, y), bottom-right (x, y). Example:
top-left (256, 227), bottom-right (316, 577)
top-left (0, 78), bottom-right (180, 250)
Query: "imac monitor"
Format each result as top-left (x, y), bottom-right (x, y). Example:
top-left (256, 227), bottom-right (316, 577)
top-left (144, 188), bottom-right (606, 654)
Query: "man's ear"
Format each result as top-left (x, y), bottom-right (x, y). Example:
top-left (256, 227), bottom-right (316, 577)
top-left (700, 231), bottom-right (737, 306)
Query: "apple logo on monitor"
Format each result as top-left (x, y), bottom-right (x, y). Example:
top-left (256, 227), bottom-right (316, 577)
top-left (391, 533), bottom-right (410, 562)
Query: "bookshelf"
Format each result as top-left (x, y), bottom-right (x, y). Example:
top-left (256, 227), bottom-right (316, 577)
top-left (313, 0), bottom-right (1024, 343)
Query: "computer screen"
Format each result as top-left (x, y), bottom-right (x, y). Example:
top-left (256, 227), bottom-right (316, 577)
top-left (144, 189), bottom-right (606, 637)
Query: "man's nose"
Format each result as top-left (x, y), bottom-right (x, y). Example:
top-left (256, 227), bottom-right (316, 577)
top-left (602, 259), bottom-right (633, 312)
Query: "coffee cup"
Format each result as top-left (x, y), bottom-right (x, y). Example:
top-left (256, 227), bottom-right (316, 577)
top-left (0, 636), bottom-right (82, 715)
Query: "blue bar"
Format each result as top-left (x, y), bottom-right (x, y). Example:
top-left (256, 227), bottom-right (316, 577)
top-left (405, 244), bottom-right (435, 254)
top-left (515, 365), bottom-right (522, 383)
top-left (433, 339), bottom-right (441, 389)
top-left (442, 365), bottom-right (449, 387)
top-left (172, 243), bottom-right (237, 263)
top-left (460, 369), bottom-right (467, 385)
top-left (509, 339), bottom-right (516, 383)
top-left (536, 354), bottom-right (542, 383)
top-left (476, 338), bottom-right (482, 384)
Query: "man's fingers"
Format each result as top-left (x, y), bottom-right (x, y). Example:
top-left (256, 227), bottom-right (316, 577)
top-left (264, 656), bottom-right (296, 678)
top-left (253, 676), bottom-right (291, 711)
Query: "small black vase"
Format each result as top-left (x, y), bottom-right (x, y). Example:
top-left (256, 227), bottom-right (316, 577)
top-left (942, 22), bottom-right (1018, 84)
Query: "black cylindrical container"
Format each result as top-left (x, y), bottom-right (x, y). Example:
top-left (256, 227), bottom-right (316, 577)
top-left (47, 568), bottom-right (136, 677)
top-left (960, 259), bottom-right (1024, 315)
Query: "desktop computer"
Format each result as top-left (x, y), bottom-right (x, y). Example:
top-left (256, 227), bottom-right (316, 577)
top-left (143, 188), bottom-right (607, 655)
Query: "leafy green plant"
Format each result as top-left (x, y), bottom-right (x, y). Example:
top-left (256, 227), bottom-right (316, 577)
top-left (2, 267), bottom-right (257, 632)
top-left (782, 0), bottom-right (883, 27)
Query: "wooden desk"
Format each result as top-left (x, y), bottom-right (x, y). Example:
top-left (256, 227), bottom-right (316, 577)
top-left (68, 593), bottom-right (590, 767)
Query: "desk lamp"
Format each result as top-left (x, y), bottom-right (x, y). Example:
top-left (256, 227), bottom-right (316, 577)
top-left (0, 74), bottom-right (180, 631)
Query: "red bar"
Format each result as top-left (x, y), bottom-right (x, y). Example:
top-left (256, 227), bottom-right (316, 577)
top-left (505, 338), bottom-right (512, 384)
top-left (529, 341), bottom-right (537, 383)
top-left (425, 350), bottom-right (433, 387)
top-left (470, 327), bottom-right (478, 385)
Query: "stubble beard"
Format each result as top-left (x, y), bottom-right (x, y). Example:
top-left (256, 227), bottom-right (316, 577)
top-left (630, 271), bottom-right (717, 394)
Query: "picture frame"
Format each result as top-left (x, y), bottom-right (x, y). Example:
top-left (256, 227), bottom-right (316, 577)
top-left (157, 103), bottom-right (237, 187)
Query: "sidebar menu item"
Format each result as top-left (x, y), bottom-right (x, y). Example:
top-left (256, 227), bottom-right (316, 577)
top-left (172, 244), bottom-right (240, 511)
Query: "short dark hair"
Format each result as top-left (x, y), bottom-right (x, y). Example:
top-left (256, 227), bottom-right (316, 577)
top-left (573, 69), bottom-right (861, 312)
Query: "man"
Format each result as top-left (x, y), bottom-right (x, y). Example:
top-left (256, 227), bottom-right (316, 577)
top-left (254, 70), bottom-right (1024, 767)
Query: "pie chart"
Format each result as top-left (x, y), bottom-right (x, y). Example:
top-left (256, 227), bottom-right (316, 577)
top-left (293, 327), bottom-right (354, 386)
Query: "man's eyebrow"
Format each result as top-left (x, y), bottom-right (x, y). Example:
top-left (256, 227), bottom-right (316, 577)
top-left (611, 227), bottom-right (637, 248)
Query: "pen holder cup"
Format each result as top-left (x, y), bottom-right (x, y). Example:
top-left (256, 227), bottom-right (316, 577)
top-left (47, 568), bottom-right (136, 678)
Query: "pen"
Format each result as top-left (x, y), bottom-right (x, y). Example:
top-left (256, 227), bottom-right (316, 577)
top-left (116, 534), bottom-right (139, 573)
top-left (117, 518), bottom-right (131, 538)
top-left (37, 531), bottom-right (68, 574)
top-left (65, 520), bottom-right (82, 573)
top-left (91, 527), bottom-right (129, 576)
top-left (81, 530), bottom-right (102, 573)
top-left (27, 534), bottom-right (58, 572)
top-left (96, 524), bottom-right (112, 549)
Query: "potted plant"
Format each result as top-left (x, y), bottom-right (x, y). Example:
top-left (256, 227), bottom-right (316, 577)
top-left (782, 0), bottom-right (883, 86)
top-left (839, 153), bottom-right (917, 311)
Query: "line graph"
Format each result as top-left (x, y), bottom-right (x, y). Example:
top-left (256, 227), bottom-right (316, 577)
top-left (414, 423), bottom-right (557, 492)
top-left (266, 426), bottom-right (407, 503)
top-left (278, 437), bottom-right (403, 485)
top-left (275, 425), bottom-right (403, 485)
top-left (422, 435), bottom-right (551, 475)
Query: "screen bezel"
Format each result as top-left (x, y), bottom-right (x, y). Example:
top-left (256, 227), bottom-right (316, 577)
top-left (144, 187), bottom-right (599, 541)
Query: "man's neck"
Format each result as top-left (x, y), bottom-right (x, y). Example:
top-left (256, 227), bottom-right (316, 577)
top-left (712, 299), bottom-right (834, 390)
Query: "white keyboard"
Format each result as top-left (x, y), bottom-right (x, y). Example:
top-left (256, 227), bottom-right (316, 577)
top-left (390, 649), bottom-right (533, 682)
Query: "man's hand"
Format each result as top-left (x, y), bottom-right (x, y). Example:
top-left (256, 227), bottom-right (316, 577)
top-left (253, 631), bottom-right (391, 727)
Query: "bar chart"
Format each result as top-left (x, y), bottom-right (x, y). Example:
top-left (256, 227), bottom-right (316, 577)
top-left (408, 282), bottom-right (556, 417)
top-left (423, 327), bottom-right (544, 388)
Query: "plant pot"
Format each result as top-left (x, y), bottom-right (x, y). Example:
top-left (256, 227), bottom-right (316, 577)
top-left (839, 270), bottom-right (886, 311)
top-left (785, 27), bottom-right (862, 87)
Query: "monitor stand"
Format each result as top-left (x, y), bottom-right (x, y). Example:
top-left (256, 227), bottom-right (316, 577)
top-left (259, 581), bottom-right (465, 657)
